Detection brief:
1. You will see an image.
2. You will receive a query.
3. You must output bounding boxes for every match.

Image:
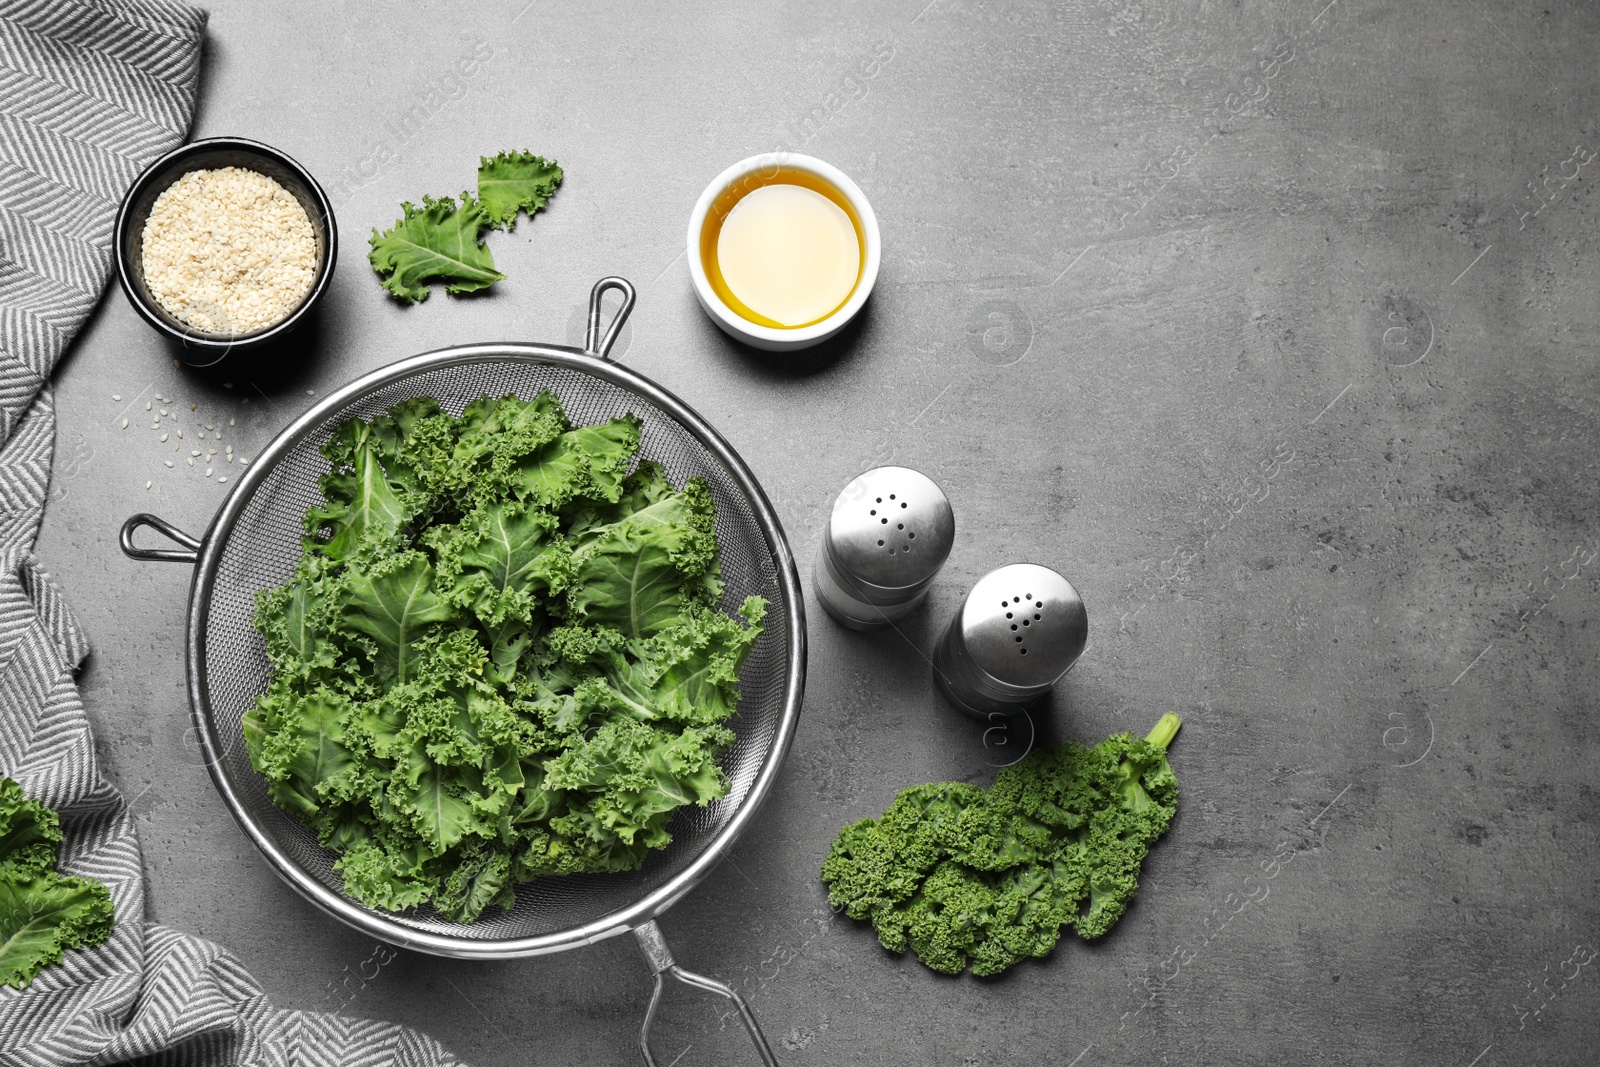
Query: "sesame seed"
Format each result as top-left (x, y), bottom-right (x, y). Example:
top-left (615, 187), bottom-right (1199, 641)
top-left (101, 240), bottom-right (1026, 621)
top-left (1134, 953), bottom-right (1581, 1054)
top-left (239, 458), bottom-right (250, 466)
top-left (218, 477), bottom-right (228, 484)
top-left (198, 432), bottom-right (206, 440)
top-left (176, 430), bottom-right (184, 439)
top-left (145, 401), bottom-right (151, 410)
top-left (306, 389), bottom-right (315, 395)
top-left (140, 168), bottom-right (317, 334)
top-left (191, 450), bottom-right (201, 456)
top-left (164, 460), bottom-right (173, 467)
top-left (207, 448), bottom-right (217, 456)
top-left (186, 459), bottom-right (193, 466)
top-left (144, 480), bottom-right (152, 489)
top-left (204, 424), bottom-right (214, 431)
top-left (160, 433), bottom-right (168, 442)
top-left (223, 382), bottom-right (234, 389)
top-left (120, 419), bottom-right (128, 429)
top-left (112, 394), bottom-right (122, 401)
top-left (205, 468), bottom-right (213, 477)
top-left (229, 418), bottom-right (236, 426)
top-left (242, 398), bottom-right (250, 404)
top-left (225, 445), bottom-right (233, 453)
top-left (190, 403), bottom-right (197, 411)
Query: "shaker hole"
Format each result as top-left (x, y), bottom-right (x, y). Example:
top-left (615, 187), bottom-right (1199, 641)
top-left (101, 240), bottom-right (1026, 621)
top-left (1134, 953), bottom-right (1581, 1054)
top-left (1034, 613), bottom-right (1041, 620)
top-left (1023, 620), bottom-right (1030, 627)
top-left (897, 523), bottom-right (904, 530)
top-left (870, 509), bottom-right (876, 515)
top-left (1035, 601), bottom-right (1043, 608)
top-left (1020, 648), bottom-right (1028, 655)
top-left (876, 497), bottom-right (882, 503)
top-left (877, 540), bottom-right (884, 546)
top-left (881, 518), bottom-right (888, 524)
top-left (908, 532), bottom-right (915, 539)
top-left (901, 502), bottom-right (907, 508)
top-left (889, 494), bottom-right (896, 499)
top-left (1006, 613), bottom-right (1013, 619)
top-left (1010, 624), bottom-right (1018, 631)
top-left (1015, 636), bottom-right (1023, 643)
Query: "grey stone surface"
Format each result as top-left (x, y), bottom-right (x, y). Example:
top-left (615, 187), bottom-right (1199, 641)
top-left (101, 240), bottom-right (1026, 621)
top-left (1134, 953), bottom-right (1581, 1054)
top-left (32, 0), bottom-right (1600, 1064)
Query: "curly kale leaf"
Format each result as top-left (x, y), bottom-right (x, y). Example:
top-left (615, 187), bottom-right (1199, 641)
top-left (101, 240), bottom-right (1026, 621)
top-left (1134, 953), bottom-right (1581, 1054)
top-left (566, 477), bottom-right (721, 638)
top-left (477, 150), bottom-right (563, 230)
top-left (821, 714), bottom-right (1182, 976)
top-left (368, 194), bottom-right (504, 303)
top-left (0, 778), bottom-right (115, 989)
top-left (246, 393), bottom-right (763, 923)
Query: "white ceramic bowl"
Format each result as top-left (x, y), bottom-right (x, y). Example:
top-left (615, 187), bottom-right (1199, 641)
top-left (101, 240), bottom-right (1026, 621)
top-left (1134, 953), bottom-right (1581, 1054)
top-left (687, 153), bottom-right (880, 352)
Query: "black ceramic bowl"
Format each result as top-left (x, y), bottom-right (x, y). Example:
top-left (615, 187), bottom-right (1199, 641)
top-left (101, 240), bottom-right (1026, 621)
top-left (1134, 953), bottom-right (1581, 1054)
top-left (114, 137), bottom-right (337, 366)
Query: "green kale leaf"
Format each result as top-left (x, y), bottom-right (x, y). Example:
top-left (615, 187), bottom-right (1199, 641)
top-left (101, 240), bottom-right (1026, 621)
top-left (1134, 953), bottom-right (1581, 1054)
top-left (477, 150), bottom-right (563, 230)
top-left (821, 714), bottom-right (1182, 977)
top-left (0, 778), bottom-right (115, 989)
top-left (368, 194), bottom-right (505, 304)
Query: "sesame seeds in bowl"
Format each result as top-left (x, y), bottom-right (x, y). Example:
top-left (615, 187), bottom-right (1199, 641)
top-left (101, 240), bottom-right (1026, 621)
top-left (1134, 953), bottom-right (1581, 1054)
top-left (115, 137), bottom-right (337, 365)
top-left (141, 167), bottom-right (318, 336)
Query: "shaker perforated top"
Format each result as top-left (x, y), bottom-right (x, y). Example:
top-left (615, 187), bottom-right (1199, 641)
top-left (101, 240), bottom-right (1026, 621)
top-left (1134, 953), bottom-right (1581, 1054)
top-left (956, 563), bottom-right (1087, 692)
top-left (824, 466), bottom-right (954, 593)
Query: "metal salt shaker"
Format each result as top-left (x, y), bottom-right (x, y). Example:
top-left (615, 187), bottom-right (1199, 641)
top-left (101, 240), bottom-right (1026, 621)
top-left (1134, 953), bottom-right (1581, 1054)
top-left (813, 466), bottom-right (955, 630)
top-left (934, 563), bottom-right (1088, 719)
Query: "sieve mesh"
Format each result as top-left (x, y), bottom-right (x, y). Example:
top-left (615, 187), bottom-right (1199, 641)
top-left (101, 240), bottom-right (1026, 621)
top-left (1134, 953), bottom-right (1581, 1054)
top-left (193, 351), bottom-right (796, 948)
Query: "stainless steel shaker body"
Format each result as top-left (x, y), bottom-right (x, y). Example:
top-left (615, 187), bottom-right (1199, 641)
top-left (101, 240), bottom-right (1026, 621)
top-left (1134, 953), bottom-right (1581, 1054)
top-left (813, 466), bottom-right (955, 630)
top-left (934, 563), bottom-right (1088, 718)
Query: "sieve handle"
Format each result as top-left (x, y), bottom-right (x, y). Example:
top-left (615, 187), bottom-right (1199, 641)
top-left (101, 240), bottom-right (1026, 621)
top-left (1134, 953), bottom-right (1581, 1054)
top-left (120, 513), bottom-right (201, 564)
top-left (584, 276), bottom-right (637, 362)
top-left (634, 920), bottom-right (779, 1067)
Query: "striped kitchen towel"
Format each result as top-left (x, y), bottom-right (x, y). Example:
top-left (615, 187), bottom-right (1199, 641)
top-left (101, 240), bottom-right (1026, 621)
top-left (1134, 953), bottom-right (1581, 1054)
top-left (0, 2), bottom-right (463, 1064)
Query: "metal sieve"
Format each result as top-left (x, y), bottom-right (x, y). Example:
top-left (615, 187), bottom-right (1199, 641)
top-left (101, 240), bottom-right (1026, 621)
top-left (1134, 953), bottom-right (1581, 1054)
top-left (119, 278), bottom-right (805, 1066)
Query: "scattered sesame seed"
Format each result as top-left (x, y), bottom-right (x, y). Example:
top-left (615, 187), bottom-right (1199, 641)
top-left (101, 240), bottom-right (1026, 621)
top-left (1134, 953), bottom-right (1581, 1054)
top-left (198, 432), bottom-right (206, 439)
top-left (176, 430), bottom-right (184, 439)
top-left (242, 398), bottom-right (250, 404)
top-left (145, 401), bottom-right (151, 410)
top-left (191, 450), bottom-right (201, 456)
top-left (217, 477), bottom-right (227, 484)
top-left (204, 424), bottom-right (214, 431)
top-left (120, 419), bottom-right (128, 429)
top-left (205, 468), bottom-right (213, 477)
top-left (160, 433), bottom-right (168, 442)
top-left (223, 382), bottom-right (234, 389)
top-left (144, 480), bottom-right (152, 489)
top-left (225, 444), bottom-right (233, 453)
top-left (173, 445), bottom-right (180, 452)
top-left (187, 459), bottom-right (193, 466)
top-left (112, 394), bottom-right (122, 401)
top-left (190, 403), bottom-right (197, 411)
top-left (164, 460), bottom-right (173, 467)
top-left (173, 359), bottom-right (180, 368)
top-left (306, 389), bottom-right (315, 395)
top-left (229, 418), bottom-right (236, 426)
top-left (239, 458), bottom-right (250, 466)
top-left (207, 448), bottom-right (217, 456)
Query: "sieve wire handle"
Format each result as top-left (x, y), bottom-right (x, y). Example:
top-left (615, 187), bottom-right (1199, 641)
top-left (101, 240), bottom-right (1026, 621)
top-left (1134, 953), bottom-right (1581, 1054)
top-left (634, 920), bottom-right (779, 1067)
top-left (120, 513), bottom-right (201, 564)
top-left (584, 276), bottom-right (637, 362)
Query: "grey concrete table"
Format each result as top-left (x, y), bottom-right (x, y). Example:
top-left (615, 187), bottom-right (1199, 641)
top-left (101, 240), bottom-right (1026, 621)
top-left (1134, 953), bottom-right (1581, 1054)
top-left (35, 0), bottom-right (1600, 1063)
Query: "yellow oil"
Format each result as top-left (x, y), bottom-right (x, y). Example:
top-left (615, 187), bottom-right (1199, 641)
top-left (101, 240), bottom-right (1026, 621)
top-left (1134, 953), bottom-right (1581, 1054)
top-left (701, 167), bottom-right (864, 329)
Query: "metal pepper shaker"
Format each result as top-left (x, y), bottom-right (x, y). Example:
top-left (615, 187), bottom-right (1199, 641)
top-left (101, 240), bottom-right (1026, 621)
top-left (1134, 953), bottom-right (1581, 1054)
top-left (933, 563), bottom-right (1088, 719)
top-left (813, 466), bottom-right (955, 630)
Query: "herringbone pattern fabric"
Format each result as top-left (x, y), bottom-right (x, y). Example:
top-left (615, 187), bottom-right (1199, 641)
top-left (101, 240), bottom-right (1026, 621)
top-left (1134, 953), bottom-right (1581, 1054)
top-left (0, 3), bottom-right (464, 1064)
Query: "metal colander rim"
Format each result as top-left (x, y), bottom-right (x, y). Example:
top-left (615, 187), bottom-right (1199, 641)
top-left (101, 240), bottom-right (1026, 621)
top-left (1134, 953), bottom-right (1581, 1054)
top-left (181, 342), bottom-right (806, 959)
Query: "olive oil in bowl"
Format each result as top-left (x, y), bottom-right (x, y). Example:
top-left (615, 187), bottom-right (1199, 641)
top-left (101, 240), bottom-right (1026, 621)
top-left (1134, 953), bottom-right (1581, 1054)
top-left (700, 167), bottom-right (866, 330)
